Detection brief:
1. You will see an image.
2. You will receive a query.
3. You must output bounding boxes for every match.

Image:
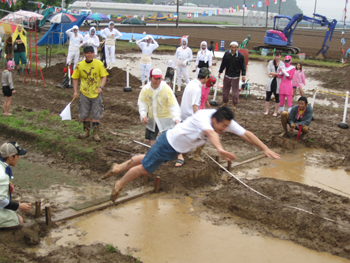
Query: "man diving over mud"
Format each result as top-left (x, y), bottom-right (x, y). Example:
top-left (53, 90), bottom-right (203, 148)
top-left (102, 106), bottom-right (280, 202)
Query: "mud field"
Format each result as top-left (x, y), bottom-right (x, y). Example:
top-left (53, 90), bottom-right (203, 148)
top-left (0, 44), bottom-right (350, 262)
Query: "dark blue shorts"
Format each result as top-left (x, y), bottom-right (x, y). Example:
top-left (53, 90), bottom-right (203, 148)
top-left (141, 131), bottom-right (179, 173)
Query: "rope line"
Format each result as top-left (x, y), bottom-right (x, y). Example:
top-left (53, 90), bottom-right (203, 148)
top-left (203, 151), bottom-right (347, 225)
top-left (315, 89), bottom-right (350, 98)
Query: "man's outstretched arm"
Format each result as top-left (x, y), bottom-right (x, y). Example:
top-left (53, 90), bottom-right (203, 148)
top-left (240, 131), bottom-right (280, 159)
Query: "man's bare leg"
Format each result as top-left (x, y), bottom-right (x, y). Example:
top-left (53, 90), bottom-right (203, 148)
top-left (111, 164), bottom-right (150, 202)
top-left (150, 140), bottom-right (156, 146)
top-left (101, 154), bottom-right (145, 179)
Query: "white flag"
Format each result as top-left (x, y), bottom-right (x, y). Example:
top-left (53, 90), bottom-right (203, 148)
top-left (60, 102), bottom-right (72, 121)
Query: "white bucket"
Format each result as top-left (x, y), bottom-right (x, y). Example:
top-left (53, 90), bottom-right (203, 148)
top-left (298, 53), bottom-right (305, 60)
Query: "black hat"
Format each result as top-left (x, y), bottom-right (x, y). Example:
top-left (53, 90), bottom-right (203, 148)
top-left (0, 141), bottom-right (27, 158)
top-left (83, 46), bottom-right (94, 53)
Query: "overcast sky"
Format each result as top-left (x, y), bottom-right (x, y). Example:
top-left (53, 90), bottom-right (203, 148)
top-left (296, 0), bottom-right (346, 20)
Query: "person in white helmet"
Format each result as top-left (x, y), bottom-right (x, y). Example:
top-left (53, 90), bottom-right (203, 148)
top-left (65, 25), bottom-right (84, 70)
top-left (136, 35), bottom-right (159, 88)
top-left (83, 27), bottom-right (100, 56)
top-left (194, 41), bottom-right (213, 77)
top-left (174, 37), bottom-right (193, 92)
top-left (101, 21), bottom-right (122, 69)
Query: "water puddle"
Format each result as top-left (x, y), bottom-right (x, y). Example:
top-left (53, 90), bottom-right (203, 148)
top-left (32, 192), bottom-right (350, 263)
top-left (237, 149), bottom-right (350, 197)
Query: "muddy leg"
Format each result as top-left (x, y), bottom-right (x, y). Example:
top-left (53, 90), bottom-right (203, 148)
top-left (101, 154), bottom-right (145, 179)
top-left (191, 145), bottom-right (205, 162)
top-left (279, 111), bottom-right (289, 137)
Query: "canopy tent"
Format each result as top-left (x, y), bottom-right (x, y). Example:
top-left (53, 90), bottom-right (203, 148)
top-left (0, 10), bottom-right (44, 23)
top-left (147, 13), bottom-right (171, 21)
top-left (37, 15), bottom-right (86, 46)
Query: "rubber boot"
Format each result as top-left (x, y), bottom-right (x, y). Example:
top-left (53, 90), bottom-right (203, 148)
top-left (140, 81), bottom-right (145, 89)
top-left (93, 122), bottom-right (101, 142)
top-left (264, 101), bottom-right (269, 115)
top-left (287, 107), bottom-right (292, 113)
top-left (78, 121), bottom-right (90, 139)
top-left (279, 106), bottom-right (284, 113)
top-left (177, 85), bottom-right (181, 92)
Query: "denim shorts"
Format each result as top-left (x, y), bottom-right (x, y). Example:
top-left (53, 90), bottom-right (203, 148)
top-left (141, 131), bottom-right (179, 173)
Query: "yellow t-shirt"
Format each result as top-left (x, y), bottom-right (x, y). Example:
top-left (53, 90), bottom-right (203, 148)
top-left (72, 59), bottom-right (108, 99)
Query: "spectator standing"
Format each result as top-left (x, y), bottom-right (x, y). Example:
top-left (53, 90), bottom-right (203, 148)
top-left (72, 46), bottom-right (109, 142)
top-left (101, 21), bottom-right (122, 69)
top-left (5, 35), bottom-right (12, 62)
top-left (12, 26), bottom-right (29, 75)
top-left (291, 62), bottom-right (306, 98)
top-left (2, 61), bottom-right (16, 116)
top-left (174, 37), bottom-right (193, 92)
top-left (65, 25), bottom-right (84, 70)
top-left (265, 51), bottom-right (284, 116)
top-left (218, 41), bottom-right (246, 110)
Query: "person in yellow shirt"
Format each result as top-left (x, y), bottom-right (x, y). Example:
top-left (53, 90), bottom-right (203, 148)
top-left (72, 46), bottom-right (108, 142)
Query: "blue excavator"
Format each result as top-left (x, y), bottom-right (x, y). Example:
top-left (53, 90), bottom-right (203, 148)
top-left (254, 13), bottom-right (337, 58)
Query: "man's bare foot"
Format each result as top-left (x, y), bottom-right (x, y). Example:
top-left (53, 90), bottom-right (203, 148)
top-left (3, 113), bottom-right (12, 116)
top-left (191, 156), bottom-right (205, 162)
top-left (101, 163), bottom-right (120, 179)
top-left (110, 180), bottom-right (123, 202)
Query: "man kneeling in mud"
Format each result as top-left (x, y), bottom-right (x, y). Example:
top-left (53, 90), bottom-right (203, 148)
top-left (102, 106), bottom-right (280, 202)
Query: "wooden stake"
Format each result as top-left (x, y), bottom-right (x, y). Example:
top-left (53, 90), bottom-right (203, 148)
top-left (215, 156), bottom-right (219, 162)
top-left (271, 136), bottom-right (275, 147)
top-left (227, 161), bottom-right (232, 171)
top-left (35, 201), bottom-right (41, 218)
top-left (282, 138), bottom-right (286, 153)
top-left (45, 206), bottom-right (52, 227)
top-left (154, 176), bottom-right (160, 193)
top-left (143, 175), bottom-right (149, 185)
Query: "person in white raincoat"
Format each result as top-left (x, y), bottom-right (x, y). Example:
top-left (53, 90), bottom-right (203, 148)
top-left (83, 27), bottom-right (100, 56)
top-left (174, 37), bottom-right (193, 92)
top-left (194, 41), bottom-right (213, 77)
top-left (101, 21), bottom-right (122, 69)
top-left (136, 35), bottom-right (159, 88)
top-left (138, 68), bottom-right (181, 146)
top-left (65, 25), bottom-right (84, 70)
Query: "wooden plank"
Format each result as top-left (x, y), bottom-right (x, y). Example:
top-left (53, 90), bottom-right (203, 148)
top-left (54, 187), bottom-right (154, 222)
top-left (231, 154), bottom-right (266, 168)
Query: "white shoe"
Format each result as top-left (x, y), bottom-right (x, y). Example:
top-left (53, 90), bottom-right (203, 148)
top-left (139, 81), bottom-right (145, 89)
top-left (177, 85), bottom-right (181, 92)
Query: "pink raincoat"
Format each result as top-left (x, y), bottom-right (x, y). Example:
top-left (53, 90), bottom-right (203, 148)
top-left (291, 70), bottom-right (306, 87)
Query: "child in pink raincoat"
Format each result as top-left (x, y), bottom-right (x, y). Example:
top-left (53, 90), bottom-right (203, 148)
top-left (278, 55), bottom-right (295, 113)
top-left (199, 74), bottom-right (216, 110)
top-left (291, 62), bottom-right (305, 98)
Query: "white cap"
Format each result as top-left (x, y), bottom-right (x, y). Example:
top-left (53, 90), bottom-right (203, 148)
top-left (72, 25), bottom-right (79, 30)
top-left (230, 41), bottom-right (239, 47)
top-left (150, 68), bottom-right (163, 78)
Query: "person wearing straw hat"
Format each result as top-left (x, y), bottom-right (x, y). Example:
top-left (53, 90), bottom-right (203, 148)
top-left (72, 46), bottom-right (109, 142)
top-left (12, 26), bottom-right (30, 75)
top-left (136, 35), bottom-right (159, 88)
top-left (0, 141), bottom-right (31, 228)
top-left (102, 106), bottom-right (280, 202)
top-left (218, 41), bottom-right (246, 111)
top-left (101, 21), bottom-right (122, 69)
top-left (280, 96), bottom-right (313, 138)
top-left (66, 25), bottom-right (84, 70)
top-left (83, 27), bottom-right (100, 56)
top-left (138, 68), bottom-right (181, 147)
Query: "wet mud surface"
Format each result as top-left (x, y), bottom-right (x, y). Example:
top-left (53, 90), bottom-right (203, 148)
top-left (0, 45), bottom-right (350, 262)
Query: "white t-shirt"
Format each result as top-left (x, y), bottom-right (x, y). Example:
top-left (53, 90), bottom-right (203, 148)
top-left (167, 109), bottom-right (246, 153)
top-left (180, 79), bottom-right (202, 120)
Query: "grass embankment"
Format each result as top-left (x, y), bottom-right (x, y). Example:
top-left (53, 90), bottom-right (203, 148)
top-left (0, 109), bottom-right (96, 163)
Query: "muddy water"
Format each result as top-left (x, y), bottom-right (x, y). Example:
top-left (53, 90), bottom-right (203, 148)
top-left (33, 193), bottom-right (349, 263)
top-left (238, 149), bottom-right (350, 197)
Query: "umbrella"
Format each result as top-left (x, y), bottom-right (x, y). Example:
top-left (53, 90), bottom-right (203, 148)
top-left (0, 21), bottom-right (18, 35)
top-left (49, 13), bottom-right (77, 24)
top-left (85, 13), bottom-right (109, 21)
top-left (121, 18), bottom-right (146, 25)
top-left (0, 10), bottom-right (44, 23)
